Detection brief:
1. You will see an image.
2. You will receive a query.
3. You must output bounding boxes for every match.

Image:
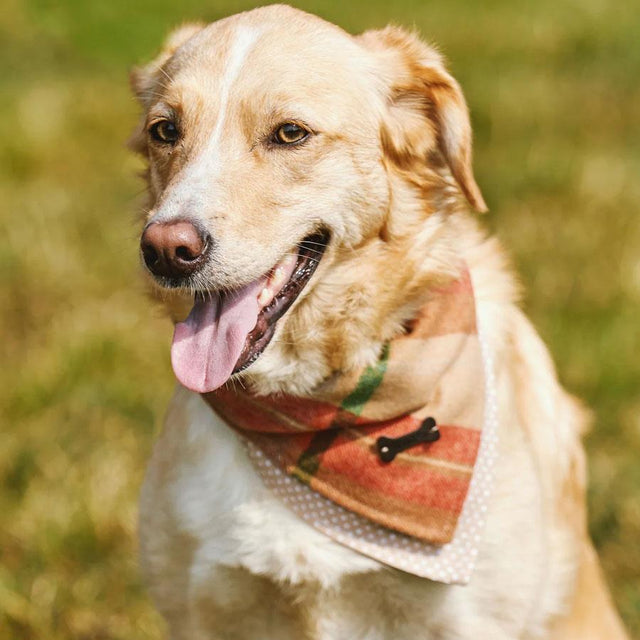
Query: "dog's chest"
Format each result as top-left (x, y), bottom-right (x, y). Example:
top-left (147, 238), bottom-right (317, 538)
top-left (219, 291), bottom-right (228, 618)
top-left (140, 385), bottom-right (563, 640)
top-left (143, 388), bottom-right (382, 583)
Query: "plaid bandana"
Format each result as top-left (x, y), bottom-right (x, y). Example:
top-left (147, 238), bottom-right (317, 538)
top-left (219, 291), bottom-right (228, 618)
top-left (204, 267), bottom-right (487, 551)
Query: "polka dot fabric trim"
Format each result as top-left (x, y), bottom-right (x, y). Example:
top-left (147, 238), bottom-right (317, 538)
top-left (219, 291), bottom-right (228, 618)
top-left (243, 320), bottom-right (499, 585)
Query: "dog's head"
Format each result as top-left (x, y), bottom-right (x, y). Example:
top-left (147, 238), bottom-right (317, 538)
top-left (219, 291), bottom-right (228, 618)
top-left (130, 5), bottom-right (485, 395)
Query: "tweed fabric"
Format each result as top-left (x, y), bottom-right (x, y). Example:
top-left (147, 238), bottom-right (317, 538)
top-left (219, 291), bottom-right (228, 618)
top-left (204, 268), bottom-right (485, 545)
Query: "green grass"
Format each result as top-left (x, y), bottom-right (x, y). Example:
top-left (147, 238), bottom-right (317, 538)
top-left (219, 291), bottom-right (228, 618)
top-left (1, 0), bottom-right (639, 637)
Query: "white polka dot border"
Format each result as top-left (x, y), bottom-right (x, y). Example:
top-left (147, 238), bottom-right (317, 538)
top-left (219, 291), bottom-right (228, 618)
top-left (244, 319), bottom-right (499, 585)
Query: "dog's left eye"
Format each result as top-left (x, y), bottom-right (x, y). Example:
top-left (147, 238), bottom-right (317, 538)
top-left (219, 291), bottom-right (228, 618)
top-left (273, 123), bottom-right (309, 145)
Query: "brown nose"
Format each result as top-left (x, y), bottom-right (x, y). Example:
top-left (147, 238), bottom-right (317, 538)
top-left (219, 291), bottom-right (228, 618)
top-left (140, 219), bottom-right (210, 279)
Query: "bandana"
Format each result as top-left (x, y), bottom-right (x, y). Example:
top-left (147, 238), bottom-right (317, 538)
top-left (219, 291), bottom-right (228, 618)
top-left (203, 267), bottom-right (499, 583)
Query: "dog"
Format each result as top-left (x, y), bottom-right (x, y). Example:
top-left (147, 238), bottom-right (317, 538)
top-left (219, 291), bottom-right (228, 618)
top-left (129, 5), bottom-right (628, 639)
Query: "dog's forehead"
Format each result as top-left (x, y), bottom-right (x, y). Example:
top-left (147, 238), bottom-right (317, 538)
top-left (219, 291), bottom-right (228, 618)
top-left (163, 10), bottom-right (377, 114)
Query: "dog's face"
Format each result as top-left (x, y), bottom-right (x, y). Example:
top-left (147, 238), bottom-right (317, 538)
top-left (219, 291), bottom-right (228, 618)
top-left (131, 5), bottom-right (485, 395)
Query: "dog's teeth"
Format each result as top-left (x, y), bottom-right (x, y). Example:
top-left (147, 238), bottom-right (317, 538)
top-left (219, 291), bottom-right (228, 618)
top-left (258, 254), bottom-right (297, 309)
top-left (273, 266), bottom-right (286, 285)
top-left (258, 286), bottom-right (273, 307)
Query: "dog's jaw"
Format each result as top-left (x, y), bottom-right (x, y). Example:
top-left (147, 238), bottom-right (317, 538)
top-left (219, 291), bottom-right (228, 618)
top-left (169, 230), bottom-right (330, 394)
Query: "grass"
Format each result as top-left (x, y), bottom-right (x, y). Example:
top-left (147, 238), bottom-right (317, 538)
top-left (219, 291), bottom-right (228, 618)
top-left (1, 0), bottom-right (639, 637)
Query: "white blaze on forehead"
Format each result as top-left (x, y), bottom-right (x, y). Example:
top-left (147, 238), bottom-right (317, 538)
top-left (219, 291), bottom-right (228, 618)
top-left (157, 26), bottom-right (261, 219)
top-left (208, 26), bottom-right (261, 152)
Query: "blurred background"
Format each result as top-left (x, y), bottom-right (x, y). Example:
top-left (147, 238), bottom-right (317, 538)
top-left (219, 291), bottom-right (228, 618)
top-left (1, 0), bottom-right (639, 637)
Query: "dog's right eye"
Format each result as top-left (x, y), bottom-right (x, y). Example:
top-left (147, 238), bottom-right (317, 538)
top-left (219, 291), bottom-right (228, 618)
top-left (149, 120), bottom-right (180, 144)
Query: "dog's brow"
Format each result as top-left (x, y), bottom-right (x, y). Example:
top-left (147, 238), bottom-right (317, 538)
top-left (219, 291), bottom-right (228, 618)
top-left (209, 26), bottom-right (261, 152)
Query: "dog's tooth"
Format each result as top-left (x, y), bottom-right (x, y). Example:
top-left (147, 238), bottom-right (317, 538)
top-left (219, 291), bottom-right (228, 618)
top-left (258, 254), bottom-right (297, 310)
top-left (258, 286), bottom-right (273, 308)
top-left (271, 265), bottom-right (287, 288)
top-left (269, 255), bottom-right (295, 289)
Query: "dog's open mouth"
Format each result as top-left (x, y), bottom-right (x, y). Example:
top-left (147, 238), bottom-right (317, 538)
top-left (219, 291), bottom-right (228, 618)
top-left (170, 230), bottom-right (329, 393)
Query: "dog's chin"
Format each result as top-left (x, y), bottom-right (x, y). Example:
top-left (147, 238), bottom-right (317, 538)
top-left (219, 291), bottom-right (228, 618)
top-left (169, 229), bottom-right (330, 394)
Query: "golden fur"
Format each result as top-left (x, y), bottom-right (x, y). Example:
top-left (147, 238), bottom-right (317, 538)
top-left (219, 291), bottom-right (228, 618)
top-left (131, 6), bottom-right (628, 638)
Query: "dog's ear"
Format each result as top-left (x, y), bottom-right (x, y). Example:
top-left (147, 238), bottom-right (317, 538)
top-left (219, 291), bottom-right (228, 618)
top-left (130, 23), bottom-right (204, 105)
top-left (128, 23), bottom-right (204, 154)
top-left (359, 26), bottom-right (487, 212)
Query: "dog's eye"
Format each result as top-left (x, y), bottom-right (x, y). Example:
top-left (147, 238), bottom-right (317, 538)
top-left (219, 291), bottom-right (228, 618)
top-left (273, 123), bottom-right (309, 145)
top-left (149, 119), bottom-right (180, 144)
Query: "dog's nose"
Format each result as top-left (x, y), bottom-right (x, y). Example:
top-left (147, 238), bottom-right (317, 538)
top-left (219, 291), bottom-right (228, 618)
top-left (140, 220), bottom-right (210, 279)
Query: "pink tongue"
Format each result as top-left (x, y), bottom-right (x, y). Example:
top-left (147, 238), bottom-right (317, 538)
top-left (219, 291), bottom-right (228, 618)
top-left (170, 279), bottom-right (265, 393)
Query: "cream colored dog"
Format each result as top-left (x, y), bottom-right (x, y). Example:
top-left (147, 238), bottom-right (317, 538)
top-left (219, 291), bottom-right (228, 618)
top-left (130, 5), bottom-right (628, 639)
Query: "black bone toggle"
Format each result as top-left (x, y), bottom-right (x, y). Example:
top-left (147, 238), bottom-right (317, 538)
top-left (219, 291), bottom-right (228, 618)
top-left (376, 417), bottom-right (440, 463)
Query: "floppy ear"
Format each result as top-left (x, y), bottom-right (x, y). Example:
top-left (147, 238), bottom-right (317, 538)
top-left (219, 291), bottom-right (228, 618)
top-left (128, 23), bottom-right (204, 153)
top-left (359, 26), bottom-right (487, 212)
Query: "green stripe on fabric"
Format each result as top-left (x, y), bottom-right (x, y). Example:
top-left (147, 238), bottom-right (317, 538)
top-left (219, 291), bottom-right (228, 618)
top-left (294, 430), bottom-right (341, 480)
top-left (339, 342), bottom-right (390, 416)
